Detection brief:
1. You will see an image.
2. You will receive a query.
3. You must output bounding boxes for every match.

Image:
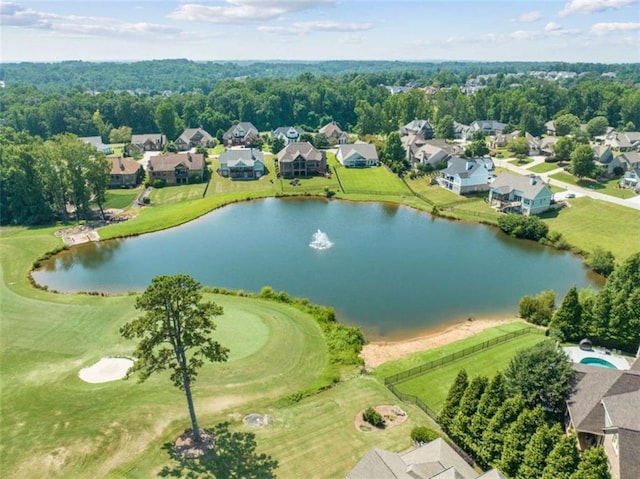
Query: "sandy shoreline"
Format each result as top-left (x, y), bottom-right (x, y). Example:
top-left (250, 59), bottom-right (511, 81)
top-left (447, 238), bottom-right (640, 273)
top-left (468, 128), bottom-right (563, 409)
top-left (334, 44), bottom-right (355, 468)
top-left (360, 317), bottom-right (521, 369)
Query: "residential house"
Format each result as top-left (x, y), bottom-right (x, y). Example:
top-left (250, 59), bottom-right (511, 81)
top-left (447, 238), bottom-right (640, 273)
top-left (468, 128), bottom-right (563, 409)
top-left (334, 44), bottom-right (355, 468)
top-left (126, 133), bottom-right (166, 155)
top-left (620, 167), bottom-right (640, 192)
top-left (470, 120), bottom-right (508, 137)
top-left (347, 438), bottom-right (506, 479)
top-left (491, 130), bottom-right (520, 148)
top-left (271, 126), bottom-right (304, 145)
top-left (222, 122), bottom-right (259, 147)
top-left (544, 120), bottom-right (556, 136)
top-left (175, 128), bottom-right (215, 151)
top-left (79, 136), bottom-right (113, 155)
top-left (566, 356), bottom-right (640, 479)
top-left (219, 149), bottom-right (265, 180)
top-left (147, 152), bottom-right (205, 186)
top-left (489, 172), bottom-right (552, 216)
top-left (540, 136), bottom-right (559, 157)
top-left (318, 121), bottom-right (349, 144)
top-left (455, 122), bottom-right (474, 140)
top-left (336, 141), bottom-right (379, 167)
top-left (399, 119), bottom-right (435, 140)
top-left (618, 152), bottom-right (640, 172)
top-left (605, 132), bottom-right (640, 152)
top-left (592, 145), bottom-right (616, 174)
top-left (411, 143), bottom-right (450, 169)
top-left (437, 157), bottom-right (490, 195)
top-left (277, 142), bottom-right (326, 178)
top-left (107, 157), bottom-right (142, 188)
top-left (423, 86), bottom-right (439, 95)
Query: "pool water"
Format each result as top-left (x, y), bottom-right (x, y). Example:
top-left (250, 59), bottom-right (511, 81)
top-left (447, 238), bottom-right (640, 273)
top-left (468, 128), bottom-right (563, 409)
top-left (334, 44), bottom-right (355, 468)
top-left (579, 357), bottom-right (618, 369)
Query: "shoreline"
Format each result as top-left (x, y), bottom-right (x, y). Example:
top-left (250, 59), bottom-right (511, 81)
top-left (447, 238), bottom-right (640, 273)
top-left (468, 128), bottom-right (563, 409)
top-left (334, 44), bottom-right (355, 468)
top-left (360, 316), bottom-right (522, 369)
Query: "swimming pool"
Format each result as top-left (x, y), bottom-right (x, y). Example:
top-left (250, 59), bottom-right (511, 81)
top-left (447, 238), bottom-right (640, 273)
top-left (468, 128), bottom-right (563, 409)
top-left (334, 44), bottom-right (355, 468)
top-left (579, 357), bottom-right (618, 369)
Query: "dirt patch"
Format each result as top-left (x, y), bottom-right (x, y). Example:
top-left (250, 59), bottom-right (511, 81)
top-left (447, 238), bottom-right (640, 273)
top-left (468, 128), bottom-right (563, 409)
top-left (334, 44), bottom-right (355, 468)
top-left (355, 405), bottom-right (407, 432)
top-left (173, 429), bottom-right (216, 458)
top-left (243, 413), bottom-right (273, 428)
top-left (360, 317), bottom-right (520, 368)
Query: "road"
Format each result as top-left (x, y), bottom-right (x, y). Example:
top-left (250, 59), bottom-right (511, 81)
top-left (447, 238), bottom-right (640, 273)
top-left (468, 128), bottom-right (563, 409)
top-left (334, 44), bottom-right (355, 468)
top-left (493, 157), bottom-right (640, 211)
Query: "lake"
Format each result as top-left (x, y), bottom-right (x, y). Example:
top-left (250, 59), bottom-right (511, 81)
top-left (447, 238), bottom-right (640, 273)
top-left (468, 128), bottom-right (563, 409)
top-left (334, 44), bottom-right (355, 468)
top-left (33, 198), bottom-right (601, 339)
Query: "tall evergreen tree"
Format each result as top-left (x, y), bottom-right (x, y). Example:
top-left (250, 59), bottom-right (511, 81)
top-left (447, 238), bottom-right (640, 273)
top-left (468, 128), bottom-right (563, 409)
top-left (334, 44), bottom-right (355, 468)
top-left (496, 406), bottom-right (546, 477)
top-left (569, 446), bottom-right (611, 479)
top-left (449, 375), bottom-right (489, 450)
top-left (468, 372), bottom-right (506, 450)
top-left (479, 395), bottom-right (526, 467)
top-left (549, 286), bottom-right (583, 342)
top-left (540, 434), bottom-right (580, 479)
top-left (437, 369), bottom-right (469, 434)
top-left (517, 423), bottom-right (563, 479)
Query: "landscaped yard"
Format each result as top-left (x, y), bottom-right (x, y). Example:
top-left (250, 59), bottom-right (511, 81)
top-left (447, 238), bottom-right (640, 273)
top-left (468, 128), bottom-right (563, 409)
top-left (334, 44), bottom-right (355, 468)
top-left (528, 161), bottom-right (562, 174)
top-left (508, 157), bottom-right (534, 166)
top-left (103, 187), bottom-right (142, 209)
top-left (551, 172), bottom-right (637, 199)
top-left (333, 163), bottom-right (410, 196)
top-left (207, 155), bottom-right (279, 196)
top-left (150, 182), bottom-right (207, 204)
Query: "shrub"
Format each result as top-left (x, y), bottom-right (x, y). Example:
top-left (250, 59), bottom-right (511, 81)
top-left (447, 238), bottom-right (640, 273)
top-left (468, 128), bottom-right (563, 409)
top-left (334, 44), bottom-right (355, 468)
top-left (411, 426), bottom-right (439, 444)
top-left (152, 179), bottom-right (166, 188)
top-left (362, 407), bottom-right (385, 428)
top-left (142, 197), bottom-right (151, 205)
top-left (498, 214), bottom-right (549, 241)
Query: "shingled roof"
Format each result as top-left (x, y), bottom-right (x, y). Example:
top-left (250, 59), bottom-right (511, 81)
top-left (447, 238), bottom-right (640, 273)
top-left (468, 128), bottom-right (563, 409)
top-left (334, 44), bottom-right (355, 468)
top-left (277, 142), bottom-right (322, 162)
top-left (148, 152), bottom-right (205, 172)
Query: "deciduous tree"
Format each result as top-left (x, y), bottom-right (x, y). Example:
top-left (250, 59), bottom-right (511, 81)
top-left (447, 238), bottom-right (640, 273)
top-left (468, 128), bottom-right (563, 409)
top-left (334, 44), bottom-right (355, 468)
top-left (586, 116), bottom-right (609, 138)
top-left (120, 274), bottom-right (229, 444)
top-left (571, 144), bottom-right (596, 178)
top-left (553, 136), bottom-right (574, 161)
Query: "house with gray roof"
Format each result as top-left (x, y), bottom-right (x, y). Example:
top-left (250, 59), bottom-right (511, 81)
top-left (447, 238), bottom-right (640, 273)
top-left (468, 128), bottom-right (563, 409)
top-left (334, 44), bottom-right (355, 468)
top-left (567, 357), bottom-right (640, 479)
top-left (222, 122), bottom-right (259, 147)
top-left (318, 121), bottom-right (348, 144)
top-left (454, 122), bottom-right (474, 140)
top-left (277, 142), bottom-right (326, 178)
top-left (336, 141), bottom-right (379, 167)
top-left (127, 133), bottom-right (166, 155)
top-left (489, 172), bottom-right (552, 216)
top-left (469, 120), bottom-right (508, 137)
top-left (271, 126), bottom-right (304, 145)
top-left (175, 128), bottom-right (215, 151)
top-left (147, 152), bottom-right (205, 186)
top-left (219, 148), bottom-right (264, 180)
top-left (618, 151), bottom-right (640, 172)
top-left (400, 119), bottom-right (434, 140)
top-left (437, 157), bottom-right (490, 195)
top-left (79, 136), bottom-right (113, 155)
top-left (620, 167), bottom-right (640, 192)
top-left (604, 132), bottom-right (639, 152)
top-left (347, 438), bottom-right (506, 479)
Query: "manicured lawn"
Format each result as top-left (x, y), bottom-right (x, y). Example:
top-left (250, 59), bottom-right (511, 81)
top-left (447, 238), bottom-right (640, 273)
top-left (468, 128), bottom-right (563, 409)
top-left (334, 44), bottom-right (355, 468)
top-left (393, 333), bottom-right (548, 413)
top-left (551, 172), bottom-right (637, 199)
top-left (103, 187), bottom-right (142, 209)
top-left (528, 162), bottom-right (562, 174)
top-left (334, 163), bottom-right (410, 196)
top-left (150, 183), bottom-right (207, 204)
top-left (541, 197), bottom-right (640, 261)
top-left (206, 155), bottom-right (279, 196)
top-left (508, 157), bottom-right (534, 166)
top-left (0, 226), bottom-right (331, 479)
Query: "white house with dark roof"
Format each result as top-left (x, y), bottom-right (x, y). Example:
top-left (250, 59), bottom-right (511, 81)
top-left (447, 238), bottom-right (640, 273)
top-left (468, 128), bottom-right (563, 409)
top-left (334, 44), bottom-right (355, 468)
top-left (222, 122), bottom-right (259, 147)
top-left (336, 141), bottom-right (379, 167)
top-left (271, 126), bottom-right (304, 145)
top-left (437, 157), bottom-right (490, 195)
top-left (489, 172), bottom-right (552, 216)
top-left (347, 438), bottom-right (506, 479)
top-left (566, 357), bottom-right (640, 479)
top-left (620, 167), bottom-right (640, 192)
top-left (219, 148), bottom-right (264, 180)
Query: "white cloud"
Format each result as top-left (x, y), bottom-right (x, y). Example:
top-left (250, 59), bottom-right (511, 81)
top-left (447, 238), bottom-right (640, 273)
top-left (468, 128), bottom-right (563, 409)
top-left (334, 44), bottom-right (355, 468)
top-left (590, 22), bottom-right (640, 34)
top-left (339, 34), bottom-right (365, 44)
top-left (511, 11), bottom-right (542, 23)
top-left (558, 0), bottom-right (637, 17)
top-left (168, 0), bottom-right (334, 24)
top-left (259, 21), bottom-right (374, 35)
top-left (545, 22), bottom-right (562, 32)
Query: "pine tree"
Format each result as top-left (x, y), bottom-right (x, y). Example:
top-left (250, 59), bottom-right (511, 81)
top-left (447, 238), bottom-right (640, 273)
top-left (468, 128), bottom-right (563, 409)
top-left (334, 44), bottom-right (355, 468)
top-left (437, 369), bottom-right (468, 434)
top-left (517, 423), bottom-right (563, 479)
top-left (549, 286), bottom-right (583, 342)
top-left (496, 406), bottom-right (546, 477)
top-left (449, 375), bottom-right (488, 450)
top-left (478, 395), bottom-right (526, 468)
top-left (540, 434), bottom-right (581, 479)
top-left (468, 373), bottom-right (506, 452)
top-left (570, 446), bottom-right (611, 479)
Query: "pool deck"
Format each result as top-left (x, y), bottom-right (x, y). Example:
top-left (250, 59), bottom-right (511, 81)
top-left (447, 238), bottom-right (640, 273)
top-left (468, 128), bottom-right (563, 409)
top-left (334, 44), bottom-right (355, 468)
top-left (564, 346), bottom-right (631, 370)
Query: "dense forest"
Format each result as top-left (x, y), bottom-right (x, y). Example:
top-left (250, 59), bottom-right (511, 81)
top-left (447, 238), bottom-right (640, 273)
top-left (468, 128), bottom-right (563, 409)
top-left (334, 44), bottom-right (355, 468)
top-left (1, 72), bottom-right (639, 142)
top-left (1, 59), bottom-right (639, 94)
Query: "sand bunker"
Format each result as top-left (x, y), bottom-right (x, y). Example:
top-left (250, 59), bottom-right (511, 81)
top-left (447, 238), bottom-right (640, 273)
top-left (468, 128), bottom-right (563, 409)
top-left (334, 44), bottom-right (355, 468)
top-left (78, 357), bottom-right (134, 383)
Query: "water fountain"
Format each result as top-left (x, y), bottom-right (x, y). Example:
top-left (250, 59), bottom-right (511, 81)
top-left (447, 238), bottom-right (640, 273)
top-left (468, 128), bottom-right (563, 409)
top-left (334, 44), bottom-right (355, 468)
top-left (309, 229), bottom-right (333, 250)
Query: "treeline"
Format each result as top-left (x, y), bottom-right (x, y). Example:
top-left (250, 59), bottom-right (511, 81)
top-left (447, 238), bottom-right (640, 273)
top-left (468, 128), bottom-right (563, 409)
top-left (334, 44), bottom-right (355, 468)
top-left (2, 59), bottom-right (639, 94)
top-left (1, 74), bottom-right (639, 142)
top-left (438, 343), bottom-right (610, 478)
top-left (0, 128), bottom-right (110, 225)
top-left (520, 252), bottom-right (640, 352)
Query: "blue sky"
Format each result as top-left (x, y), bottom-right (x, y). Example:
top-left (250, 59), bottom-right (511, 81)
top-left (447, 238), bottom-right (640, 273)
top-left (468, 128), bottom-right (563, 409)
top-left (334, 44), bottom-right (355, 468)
top-left (1, 0), bottom-right (639, 63)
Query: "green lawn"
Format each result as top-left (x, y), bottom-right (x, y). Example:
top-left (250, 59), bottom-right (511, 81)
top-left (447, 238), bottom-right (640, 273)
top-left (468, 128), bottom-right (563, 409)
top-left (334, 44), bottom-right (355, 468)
top-left (551, 172), bottom-right (637, 199)
top-left (103, 187), bottom-right (142, 209)
top-left (541, 197), bottom-right (640, 261)
top-left (207, 155), bottom-right (279, 196)
top-left (150, 182), bottom-right (207, 204)
top-left (528, 162), bottom-right (562, 174)
top-left (508, 157), bottom-right (534, 166)
top-left (334, 163), bottom-right (410, 196)
top-left (392, 334), bottom-right (548, 413)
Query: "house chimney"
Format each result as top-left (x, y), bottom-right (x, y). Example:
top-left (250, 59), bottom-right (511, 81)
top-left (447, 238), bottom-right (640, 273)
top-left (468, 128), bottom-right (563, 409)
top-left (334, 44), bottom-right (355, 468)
top-left (188, 153), bottom-right (192, 162)
top-left (529, 175), bottom-right (537, 185)
top-left (466, 160), bottom-right (474, 170)
top-left (118, 156), bottom-right (125, 171)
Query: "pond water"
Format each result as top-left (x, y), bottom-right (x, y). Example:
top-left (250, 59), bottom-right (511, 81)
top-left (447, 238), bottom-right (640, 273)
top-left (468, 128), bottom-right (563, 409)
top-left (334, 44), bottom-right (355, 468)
top-left (33, 198), bottom-right (601, 339)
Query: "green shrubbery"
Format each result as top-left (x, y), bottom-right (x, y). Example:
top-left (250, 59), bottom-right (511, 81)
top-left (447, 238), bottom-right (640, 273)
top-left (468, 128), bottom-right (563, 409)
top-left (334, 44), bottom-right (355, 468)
top-left (410, 426), bottom-right (439, 444)
top-left (518, 290), bottom-right (555, 326)
top-left (362, 407), bottom-right (385, 428)
top-left (497, 214), bottom-right (548, 241)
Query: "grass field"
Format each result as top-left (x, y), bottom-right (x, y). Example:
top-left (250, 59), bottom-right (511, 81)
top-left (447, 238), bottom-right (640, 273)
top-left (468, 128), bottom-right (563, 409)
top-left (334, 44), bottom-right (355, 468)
top-left (551, 172), bottom-right (637, 199)
top-left (391, 333), bottom-right (548, 412)
top-left (103, 187), bottom-right (142, 209)
top-left (333, 163), bottom-right (410, 196)
top-left (528, 162), bottom-right (562, 174)
top-left (541, 197), bottom-right (640, 260)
